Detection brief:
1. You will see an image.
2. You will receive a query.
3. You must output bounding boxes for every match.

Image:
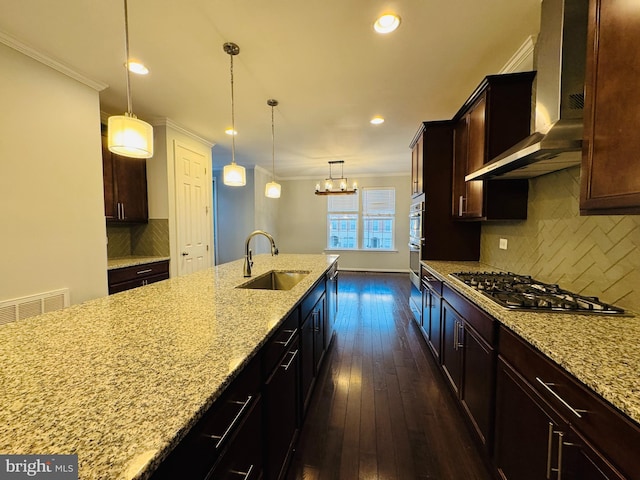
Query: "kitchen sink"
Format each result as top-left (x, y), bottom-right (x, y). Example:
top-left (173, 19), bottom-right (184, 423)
top-left (236, 270), bottom-right (310, 291)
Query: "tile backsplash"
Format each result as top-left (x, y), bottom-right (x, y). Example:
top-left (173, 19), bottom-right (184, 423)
top-left (481, 166), bottom-right (640, 313)
top-left (107, 218), bottom-right (170, 258)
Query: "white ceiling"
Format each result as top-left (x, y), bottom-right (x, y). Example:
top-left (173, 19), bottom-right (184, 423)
top-left (0, 0), bottom-right (541, 179)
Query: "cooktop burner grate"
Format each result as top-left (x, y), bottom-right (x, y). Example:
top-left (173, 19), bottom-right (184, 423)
top-left (450, 271), bottom-right (624, 314)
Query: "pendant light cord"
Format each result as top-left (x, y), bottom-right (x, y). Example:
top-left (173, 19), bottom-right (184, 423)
top-left (230, 52), bottom-right (236, 165)
top-left (271, 104), bottom-right (275, 181)
top-left (123, 0), bottom-right (133, 116)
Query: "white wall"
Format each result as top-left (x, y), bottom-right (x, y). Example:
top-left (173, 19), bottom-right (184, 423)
top-left (0, 43), bottom-right (107, 305)
top-left (277, 175), bottom-right (411, 271)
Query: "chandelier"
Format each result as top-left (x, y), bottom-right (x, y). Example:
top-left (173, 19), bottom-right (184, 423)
top-left (315, 161), bottom-right (358, 195)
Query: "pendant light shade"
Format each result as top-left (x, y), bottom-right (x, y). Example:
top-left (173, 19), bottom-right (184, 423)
top-left (265, 99), bottom-right (281, 198)
top-left (265, 181), bottom-right (282, 198)
top-left (107, 114), bottom-right (153, 158)
top-left (107, 0), bottom-right (153, 159)
top-left (222, 42), bottom-right (246, 186)
top-left (223, 163), bottom-right (247, 186)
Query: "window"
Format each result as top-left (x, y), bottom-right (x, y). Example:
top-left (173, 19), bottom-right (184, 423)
top-left (327, 187), bottom-right (395, 250)
top-left (327, 194), bottom-right (358, 250)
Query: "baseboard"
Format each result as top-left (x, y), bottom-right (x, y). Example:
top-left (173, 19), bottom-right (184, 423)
top-left (338, 267), bottom-right (410, 274)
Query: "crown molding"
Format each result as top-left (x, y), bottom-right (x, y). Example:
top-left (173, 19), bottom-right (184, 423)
top-left (500, 35), bottom-right (537, 74)
top-left (150, 117), bottom-right (215, 148)
top-left (0, 30), bottom-right (108, 91)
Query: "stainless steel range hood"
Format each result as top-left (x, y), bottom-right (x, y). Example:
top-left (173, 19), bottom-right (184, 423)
top-left (466, 0), bottom-right (588, 181)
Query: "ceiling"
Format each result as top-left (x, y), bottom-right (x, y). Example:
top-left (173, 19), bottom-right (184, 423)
top-left (0, 0), bottom-right (541, 179)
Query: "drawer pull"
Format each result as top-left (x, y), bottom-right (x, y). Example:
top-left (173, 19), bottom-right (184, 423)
top-left (546, 422), bottom-right (553, 479)
top-left (230, 464), bottom-right (254, 480)
top-left (206, 395), bottom-right (253, 450)
top-left (275, 328), bottom-right (297, 347)
top-left (536, 377), bottom-right (586, 418)
top-left (136, 268), bottom-right (153, 275)
top-left (281, 349), bottom-right (299, 371)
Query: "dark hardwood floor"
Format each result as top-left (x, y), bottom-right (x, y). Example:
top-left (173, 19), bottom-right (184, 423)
top-left (286, 272), bottom-right (493, 480)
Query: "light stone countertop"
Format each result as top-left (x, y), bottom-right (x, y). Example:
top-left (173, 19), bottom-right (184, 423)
top-left (422, 260), bottom-right (640, 427)
top-left (0, 254), bottom-right (338, 480)
top-left (107, 256), bottom-right (171, 270)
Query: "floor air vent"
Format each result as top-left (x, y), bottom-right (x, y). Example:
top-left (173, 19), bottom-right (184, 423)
top-left (0, 288), bottom-right (70, 325)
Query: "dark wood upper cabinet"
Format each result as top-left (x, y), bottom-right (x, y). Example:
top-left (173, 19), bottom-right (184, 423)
top-left (452, 72), bottom-right (535, 221)
top-left (101, 131), bottom-right (149, 224)
top-left (411, 121), bottom-right (480, 261)
top-left (580, 0), bottom-right (640, 215)
top-left (411, 135), bottom-right (424, 198)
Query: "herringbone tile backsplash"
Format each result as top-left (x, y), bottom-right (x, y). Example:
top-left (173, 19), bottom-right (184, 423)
top-left (107, 219), bottom-right (170, 258)
top-left (481, 166), bottom-right (640, 313)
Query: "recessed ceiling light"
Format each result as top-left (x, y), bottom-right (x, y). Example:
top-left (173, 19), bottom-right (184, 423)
top-left (225, 128), bottom-right (237, 136)
top-left (374, 14), bottom-right (401, 34)
top-left (127, 61), bottom-right (149, 75)
top-left (370, 116), bottom-right (385, 125)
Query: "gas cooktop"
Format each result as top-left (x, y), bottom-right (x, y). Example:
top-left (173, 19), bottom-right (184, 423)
top-left (450, 271), bottom-right (624, 314)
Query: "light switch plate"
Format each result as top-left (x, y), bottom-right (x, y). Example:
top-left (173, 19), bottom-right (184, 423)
top-left (499, 238), bottom-right (508, 250)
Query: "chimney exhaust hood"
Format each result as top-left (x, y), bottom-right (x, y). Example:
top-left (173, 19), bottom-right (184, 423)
top-left (466, 0), bottom-right (588, 181)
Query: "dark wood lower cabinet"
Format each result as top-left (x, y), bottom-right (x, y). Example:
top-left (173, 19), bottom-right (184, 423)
top-left (264, 337), bottom-right (299, 480)
top-left (494, 357), bottom-right (566, 480)
top-left (415, 266), bottom-right (639, 480)
top-left (151, 271), bottom-right (334, 480)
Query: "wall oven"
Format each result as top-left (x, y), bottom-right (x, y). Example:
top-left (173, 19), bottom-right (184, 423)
top-left (408, 201), bottom-right (424, 288)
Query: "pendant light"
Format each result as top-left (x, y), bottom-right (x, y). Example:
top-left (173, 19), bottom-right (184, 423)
top-left (222, 42), bottom-right (246, 186)
top-left (315, 161), bottom-right (358, 195)
top-left (107, 0), bottom-right (154, 159)
top-left (265, 99), bottom-right (281, 198)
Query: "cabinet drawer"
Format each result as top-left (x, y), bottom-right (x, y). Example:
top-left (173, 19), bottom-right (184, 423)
top-left (499, 326), bottom-right (640, 479)
top-left (421, 265), bottom-right (442, 295)
top-left (443, 284), bottom-right (495, 345)
top-left (300, 278), bottom-right (325, 320)
top-left (263, 309), bottom-right (299, 376)
top-left (108, 260), bottom-right (169, 285)
top-left (151, 357), bottom-right (261, 479)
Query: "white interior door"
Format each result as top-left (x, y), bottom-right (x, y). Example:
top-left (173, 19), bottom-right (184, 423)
top-left (175, 141), bottom-right (210, 276)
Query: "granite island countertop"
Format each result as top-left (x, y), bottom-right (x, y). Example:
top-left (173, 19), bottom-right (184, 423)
top-left (422, 260), bottom-right (640, 427)
top-left (0, 254), bottom-right (338, 480)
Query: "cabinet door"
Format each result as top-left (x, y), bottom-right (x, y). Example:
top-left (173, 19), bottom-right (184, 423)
top-left (494, 358), bottom-right (565, 480)
top-left (102, 141), bottom-right (117, 221)
top-left (300, 309), bottom-right (315, 416)
top-left (428, 292), bottom-right (442, 361)
top-left (563, 428), bottom-right (626, 480)
top-left (465, 96), bottom-right (486, 218)
top-left (113, 154), bottom-right (148, 222)
top-left (421, 286), bottom-right (431, 333)
top-left (411, 136), bottom-right (424, 197)
top-left (264, 338), bottom-right (299, 480)
top-left (580, 0), bottom-right (640, 214)
top-left (460, 325), bottom-right (494, 448)
top-left (441, 301), bottom-right (463, 395)
top-left (312, 294), bottom-right (326, 373)
top-left (452, 116), bottom-right (469, 218)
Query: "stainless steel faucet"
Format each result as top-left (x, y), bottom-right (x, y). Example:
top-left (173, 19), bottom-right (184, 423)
top-left (244, 230), bottom-right (279, 277)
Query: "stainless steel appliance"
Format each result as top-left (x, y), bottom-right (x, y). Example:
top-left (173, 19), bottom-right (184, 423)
top-left (408, 201), bottom-right (424, 288)
top-left (451, 271), bottom-right (624, 314)
top-left (408, 201), bottom-right (424, 321)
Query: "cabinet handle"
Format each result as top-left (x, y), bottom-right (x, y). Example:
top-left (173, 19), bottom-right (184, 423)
top-left (546, 422), bottom-right (554, 480)
top-left (535, 377), bottom-right (586, 418)
top-left (121, 203), bottom-right (125, 219)
top-left (275, 328), bottom-right (297, 347)
top-left (457, 322), bottom-right (464, 349)
top-left (136, 268), bottom-right (153, 275)
top-left (458, 196), bottom-right (466, 216)
top-left (281, 349), bottom-right (299, 371)
top-left (453, 320), bottom-right (459, 351)
top-left (555, 431), bottom-right (564, 480)
top-left (230, 464), bottom-right (254, 480)
top-left (205, 395), bottom-right (253, 450)
top-left (117, 202), bottom-right (121, 220)
top-left (313, 310), bottom-right (320, 332)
